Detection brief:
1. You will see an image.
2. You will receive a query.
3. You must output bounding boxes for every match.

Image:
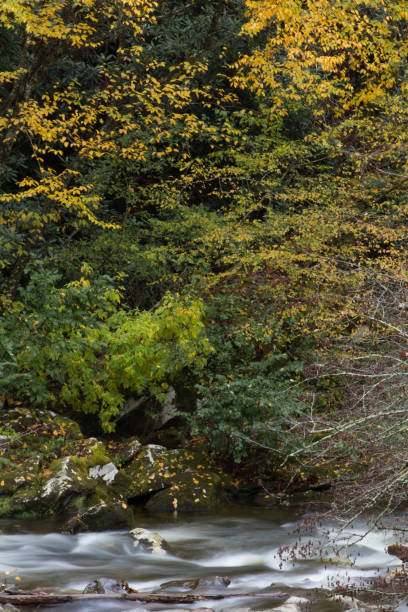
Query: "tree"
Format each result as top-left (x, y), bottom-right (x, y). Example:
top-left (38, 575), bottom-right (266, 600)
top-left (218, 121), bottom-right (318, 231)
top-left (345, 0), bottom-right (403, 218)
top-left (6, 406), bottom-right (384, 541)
top-left (0, 0), bottom-right (240, 297)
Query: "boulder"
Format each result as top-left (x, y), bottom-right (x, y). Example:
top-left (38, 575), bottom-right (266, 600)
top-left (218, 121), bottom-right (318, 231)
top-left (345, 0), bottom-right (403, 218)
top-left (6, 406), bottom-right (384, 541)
top-left (62, 501), bottom-right (134, 533)
top-left (125, 445), bottom-right (176, 499)
top-left (145, 470), bottom-right (228, 512)
top-left (0, 465), bottom-right (38, 497)
top-left (130, 527), bottom-right (170, 554)
top-left (0, 407), bottom-right (82, 441)
top-left (114, 438), bottom-right (142, 467)
top-left (40, 456), bottom-right (83, 505)
top-left (124, 445), bottom-right (231, 511)
top-left (7, 442), bottom-right (120, 519)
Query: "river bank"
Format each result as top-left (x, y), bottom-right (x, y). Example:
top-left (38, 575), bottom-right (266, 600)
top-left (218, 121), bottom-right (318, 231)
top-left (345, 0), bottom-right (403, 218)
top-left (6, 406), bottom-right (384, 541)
top-left (2, 407), bottom-right (408, 611)
top-left (0, 507), bottom-right (405, 612)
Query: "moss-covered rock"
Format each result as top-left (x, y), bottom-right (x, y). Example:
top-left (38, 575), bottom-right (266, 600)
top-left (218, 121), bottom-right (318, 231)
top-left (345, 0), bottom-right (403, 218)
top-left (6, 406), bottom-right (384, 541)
top-left (1, 407), bottom-right (82, 441)
top-left (123, 445), bottom-right (233, 511)
top-left (145, 471), bottom-right (229, 512)
top-left (125, 444), bottom-right (176, 498)
top-left (62, 501), bottom-right (134, 533)
top-left (0, 463), bottom-right (39, 496)
top-left (114, 437), bottom-right (142, 467)
top-left (0, 407), bottom-right (234, 521)
top-left (0, 437), bottom-right (124, 519)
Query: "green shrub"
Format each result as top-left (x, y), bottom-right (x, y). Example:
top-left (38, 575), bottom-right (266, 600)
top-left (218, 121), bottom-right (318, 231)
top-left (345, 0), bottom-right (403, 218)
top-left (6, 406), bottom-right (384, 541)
top-left (189, 356), bottom-right (304, 462)
top-left (0, 267), bottom-right (212, 430)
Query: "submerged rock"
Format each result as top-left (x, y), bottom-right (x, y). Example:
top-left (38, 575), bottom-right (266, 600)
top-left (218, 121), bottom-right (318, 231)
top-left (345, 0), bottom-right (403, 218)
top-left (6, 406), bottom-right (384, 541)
top-left (83, 577), bottom-right (122, 594)
top-left (160, 576), bottom-right (231, 591)
top-left (130, 527), bottom-right (170, 554)
top-left (321, 555), bottom-right (354, 568)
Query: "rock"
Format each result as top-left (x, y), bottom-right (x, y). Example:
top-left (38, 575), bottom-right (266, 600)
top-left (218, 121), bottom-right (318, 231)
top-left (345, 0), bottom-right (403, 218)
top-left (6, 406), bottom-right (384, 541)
top-left (160, 576), bottom-right (230, 591)
top-left (125, 444), bottom-right (174, 499)
top-left (123, 445), bottom-right (231, 511)
top-left (118, 396), bottom-right (147, 421)
top-left (159, 578), bottom-right (200, 591)
top-left (196, 576), bottom-right (231, 589)
top-left (0, 467), bottom-right (37, 497)
top-left (0, 605), bottom-right (20, 611)
top-left (145, 470), bottom-right (229, 512)
top-left (329, 595), bottom-right (377, 610)
top-left (273, 596), bottom-right (309, 612)
top-left (8, 442), bottom-right (123, 519)
top-left (88, 462), bottom-right (118, 484)
top-left (321, 555), bottom-right (354, 568)
top-left (388, 543), bottom-right (408, 562)
top-left (156, 386), bottom-right (177, 428)
top-left (125, 446), bottom-right (232, 511)
top-left (40, 457), bottom-right (80, 504)
top-left (0, 407), bottom-right (82, 441)
top-left (83, 577), bottom-right (122, 594)
top-left (130, 527), bottom-right (170, 554)
top-left (38, 442), bottom-right (118, 512)
top-left (0, 409), bottom-right (131, 521)
top-left (115, 438), bottom-right (142, 466)
top-left (62, 501), bottom-right (134, 533)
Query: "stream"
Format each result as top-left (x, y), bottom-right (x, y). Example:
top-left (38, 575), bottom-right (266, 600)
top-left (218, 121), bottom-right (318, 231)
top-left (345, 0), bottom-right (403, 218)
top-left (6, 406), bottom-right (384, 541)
top-left (0, 505), bottom-right (405, 612)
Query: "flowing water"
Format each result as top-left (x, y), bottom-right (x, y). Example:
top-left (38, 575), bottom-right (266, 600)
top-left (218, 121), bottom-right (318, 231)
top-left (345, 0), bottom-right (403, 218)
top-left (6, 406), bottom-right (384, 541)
top-left (0, 505), bottom-right (404, 612)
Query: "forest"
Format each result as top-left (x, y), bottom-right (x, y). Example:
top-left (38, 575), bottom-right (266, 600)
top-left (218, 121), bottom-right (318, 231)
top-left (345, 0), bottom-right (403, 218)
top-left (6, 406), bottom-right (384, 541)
top-left (1, 0), bottom-right (408, 532)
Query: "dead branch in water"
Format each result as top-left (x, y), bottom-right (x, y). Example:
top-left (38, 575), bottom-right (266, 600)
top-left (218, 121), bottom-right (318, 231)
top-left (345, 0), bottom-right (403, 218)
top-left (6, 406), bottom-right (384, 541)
top-left (0, 590), bottom-right (286, 606)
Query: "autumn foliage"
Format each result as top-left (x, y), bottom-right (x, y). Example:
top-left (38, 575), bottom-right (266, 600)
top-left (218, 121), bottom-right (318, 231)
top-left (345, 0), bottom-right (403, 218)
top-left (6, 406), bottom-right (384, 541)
top-left (1, 0), bottom-right (408, 486)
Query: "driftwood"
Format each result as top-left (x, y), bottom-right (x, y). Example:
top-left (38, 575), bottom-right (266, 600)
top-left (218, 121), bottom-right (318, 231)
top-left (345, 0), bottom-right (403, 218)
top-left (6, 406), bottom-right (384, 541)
top-left (0, 590), bottom-right (286, 606)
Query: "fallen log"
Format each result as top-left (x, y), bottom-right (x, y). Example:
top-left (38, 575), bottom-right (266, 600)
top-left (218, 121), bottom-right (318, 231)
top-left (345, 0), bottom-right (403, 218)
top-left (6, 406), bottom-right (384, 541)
top-left (0, 590), bottom-right (286, 606)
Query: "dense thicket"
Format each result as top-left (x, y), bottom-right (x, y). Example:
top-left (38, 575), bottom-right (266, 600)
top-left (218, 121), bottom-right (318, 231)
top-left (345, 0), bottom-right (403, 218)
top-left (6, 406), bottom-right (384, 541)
top-left (1, 0), bottom-right (408, 492)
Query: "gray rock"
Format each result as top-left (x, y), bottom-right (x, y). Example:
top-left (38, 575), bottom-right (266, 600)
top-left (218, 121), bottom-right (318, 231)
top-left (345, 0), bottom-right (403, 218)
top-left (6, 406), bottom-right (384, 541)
top-left (157, 385), bottom-right (177, 427)
top-left (88, 462), bottom-right (118, 484)
top-left (160, 576), bottom-right (230, 591)
top-left (83, 577), bottom-right (122, 594)
top-left (40, 457), bottom-right (76, 503)
top-left (115, 438), bottom-right (142, 466)
top-left (119, 396), bottom-right (147, 420)
top-left (130, 527), bottom-right (170, 554)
